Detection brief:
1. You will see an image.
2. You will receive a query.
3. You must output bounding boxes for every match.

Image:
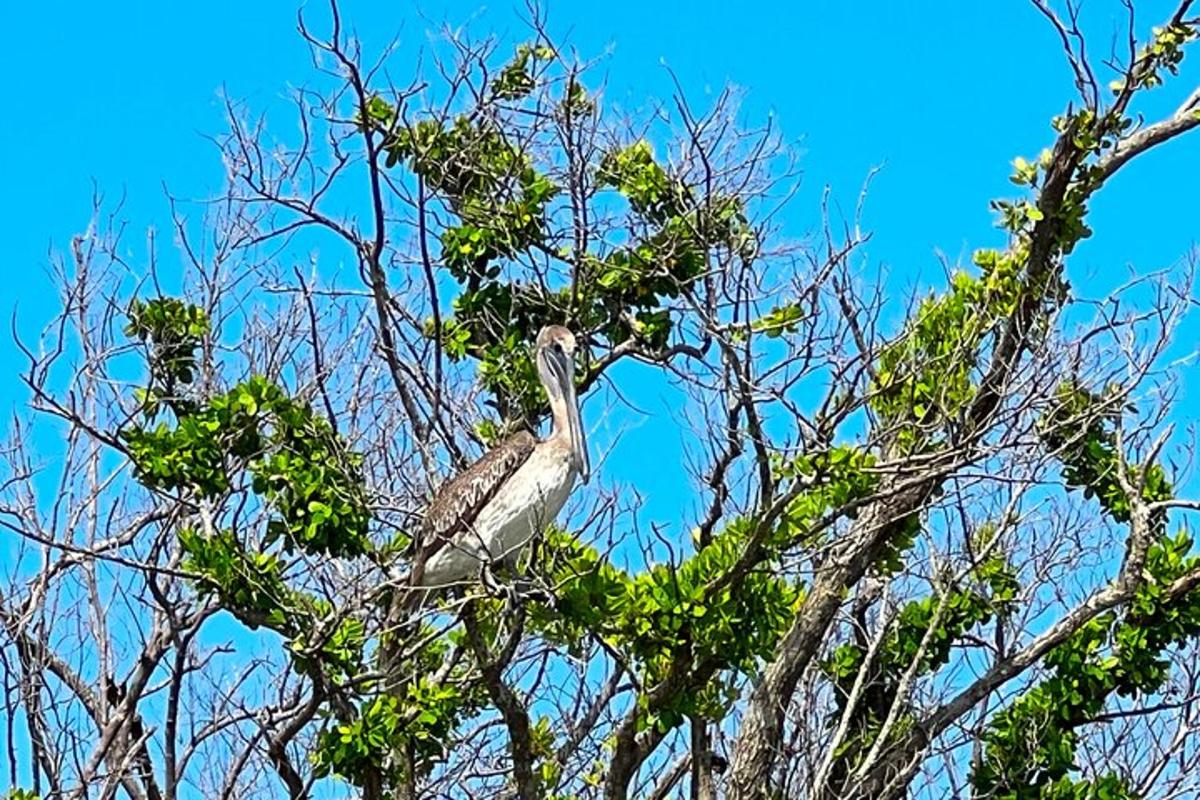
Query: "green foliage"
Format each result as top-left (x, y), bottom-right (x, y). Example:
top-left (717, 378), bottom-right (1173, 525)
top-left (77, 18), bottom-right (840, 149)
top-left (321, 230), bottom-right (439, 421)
top-left (775, 445), bottom-right (879, 546)
top-left (1122, 22), bottom-right (1198, 91)
top-left (1009, 151), bottom-right (1051, 186)
top-left (313, 635), bottom-right (487, 786)
top-left (631, 520), bottom-right (800, 682)
top-left (440, 166), bottom-right (558, 279)
top-left (122, 299), bottom-right (373, 696)
top-left (752, 302), bottom-right (806, 338)
top-left (374, 106), bottom-right (588, 420)
top-left (492, 43), bottom-right (555, 100)
top-left (179, 527), bottom-right (296, 631)
top-left (123, 351), bottom-right (371, 558)
top-left (823, 549), bottom-right (1019, 787)
top-left (309, 616), bottom-right (368, 684)
top-left (592, 146), bottom-right (753, 331)
top-left (826, 565), bottom-right (1017, 691)
top-left (562, 78), bottom-right (594, 116)
top-left (777, 443), bottom-right (923, 577)
top-left (123, 412), bottom-right (249, 498)
top-left (859, 35), bottom-right (1200, 791)
top-left (381, 112), bottom-right (558, 289)
top-left (871, 253), bottom-right (1022, 453)
top-left (589, 219), bottom-right (702, 302)
top-left (1042, 381), bottom-right (1172, 528)
top-left (537, 443), bottom-right (884, 685)
top-left (530, 527), bottom-right (633, 650)
top-left (532, 715), bottom-right (563, 789)
top-left (517, 445), bottom-right (879, 739)
top-left (125, 296), bottom-right (210, 387)
top-left (597, 140), bottom-right (691, 224)
top-left (251, 388), bottom-right (372, 559)
top-left (1041, 774), bottom-right (1139, 800)
top-left (4, 791), bottom-right (39, 800)
top-left (1042, 16), bottom-right (1197, 260)
top-left (975, 532), bottom-right (1200, 799)
top-left (314, 694), bottom-right (406, 785)
top-left (974, 386), bottom-right (1196, 798)
top-left (873, 18), bottom-right (1200, 460)
top-left (384, 115), bottom-right (535, 205)
top-left (531, 518), bottom-right (801, 730)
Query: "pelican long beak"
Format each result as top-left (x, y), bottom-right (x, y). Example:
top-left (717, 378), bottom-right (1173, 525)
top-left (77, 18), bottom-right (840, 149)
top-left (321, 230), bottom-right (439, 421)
top-left (550, 349), bottom-right (590, 483)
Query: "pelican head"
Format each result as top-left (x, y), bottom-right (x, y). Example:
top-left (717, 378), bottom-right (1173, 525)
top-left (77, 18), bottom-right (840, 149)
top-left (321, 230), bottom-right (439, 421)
top-left (535, 325), bottom-right (589, 483)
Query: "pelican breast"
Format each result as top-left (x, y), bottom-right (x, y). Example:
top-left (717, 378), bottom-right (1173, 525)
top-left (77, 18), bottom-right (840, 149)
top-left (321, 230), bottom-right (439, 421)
top-left (418, 439), bottom-right (578, 588)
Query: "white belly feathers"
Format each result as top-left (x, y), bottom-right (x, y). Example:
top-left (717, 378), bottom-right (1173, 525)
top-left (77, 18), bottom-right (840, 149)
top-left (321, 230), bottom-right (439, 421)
top-left (418, 447), bottom-right (577, 588)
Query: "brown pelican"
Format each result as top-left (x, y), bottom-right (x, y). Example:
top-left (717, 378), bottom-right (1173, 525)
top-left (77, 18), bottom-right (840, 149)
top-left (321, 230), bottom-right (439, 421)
top-left (409, 325), bottom-right (589, 591)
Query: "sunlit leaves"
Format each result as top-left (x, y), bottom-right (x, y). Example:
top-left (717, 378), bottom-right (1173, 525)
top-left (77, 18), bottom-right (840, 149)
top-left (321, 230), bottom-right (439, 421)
top-left (122, 299), bottom-right (374, 704)
top-left (125, 297), bottom-right (210, 416)
top-left (121, 378), bottom-right (269, 499)
top-left (312, 625), bottom-right (489, 784)
top-left (385, 117), bottom-right (517, 200)
top-left (562, 78), bottom-right (595, 116)
top-left (123, 346), bottom-right (371, 560)
top-left (492, 42), bottom-right (555, 100)
top-left (439, 166), bottom-right (558, 280)
top-left (532, 520), bottom-right (801, 725)
top-left (752, 302), bottom-right (806, 338)
top-left (871, 255), bottom-right (1023, 453)
top-left (476, 329), bottom-right (552, 421)
top-left (1041, 381), bottom-right (1172, 527)
top-left (125, 297), bottom-right (210, 383)
top-left (973, 552), bottom-right (1200, 800)
top-left (312, 617), bottom-right (368, 684)
top-left (179, 528), bottom-right (295, 630)
top-left (775, 445), bottom-right (878, 546)
top-left (1010, 155), bottom-right (1039, 186)
top-left (976, 388), bottom-right (1196, 797)
top-left (252, 392), bottom-right (371, 559)
top-left (597, 140), bottom-right (691, 224)
top-left (530, 527), bottom-right (631, 651)
top-left (361, 94), bottom-right (396, 129)
top-left (313, 695), bottom-right (404, 785)
top-left (315, 672), bottom-right (484, 784)
top-left (1136, 22), bottom-right (1198, 88)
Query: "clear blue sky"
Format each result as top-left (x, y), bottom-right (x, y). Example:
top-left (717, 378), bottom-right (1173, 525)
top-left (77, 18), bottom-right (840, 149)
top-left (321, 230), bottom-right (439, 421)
top-left (2, 0), bottom-right (1197, 363)
top-left (3, 4), bottom-right (1199, 542)
top-left (2, 0), bottom-right (1199, 567)
top-left (1, 1), bottom-right (1199, 795)
top-left (0, 0), bottom-right (1195, 568)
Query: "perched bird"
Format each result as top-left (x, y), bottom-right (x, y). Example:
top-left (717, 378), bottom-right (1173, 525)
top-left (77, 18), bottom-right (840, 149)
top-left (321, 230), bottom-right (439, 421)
top-left (409, 325), bottom-right (590, 591)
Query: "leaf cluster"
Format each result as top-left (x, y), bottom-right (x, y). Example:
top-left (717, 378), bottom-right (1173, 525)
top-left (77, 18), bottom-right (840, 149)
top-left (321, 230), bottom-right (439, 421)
top-left (974, 387), bottom-right (1195, 798)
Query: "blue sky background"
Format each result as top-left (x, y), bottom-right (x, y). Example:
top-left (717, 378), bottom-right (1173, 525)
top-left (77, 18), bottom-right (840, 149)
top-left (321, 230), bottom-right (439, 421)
top-left (4, 0), bottom-right (1199, 534)
top-left (3, 0), bottom-right (1198, 406)
top-left (1, 0), bottom-right (1199, 794)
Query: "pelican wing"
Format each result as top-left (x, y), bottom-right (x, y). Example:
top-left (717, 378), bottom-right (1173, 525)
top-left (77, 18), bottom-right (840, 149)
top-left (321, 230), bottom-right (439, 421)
top-left (417, 430), bottom-right (537, 563)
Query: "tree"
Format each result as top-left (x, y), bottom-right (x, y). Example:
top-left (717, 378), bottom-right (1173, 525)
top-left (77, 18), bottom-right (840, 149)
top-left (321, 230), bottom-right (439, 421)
top-left (3, 1), bottom-right (1200, 798)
